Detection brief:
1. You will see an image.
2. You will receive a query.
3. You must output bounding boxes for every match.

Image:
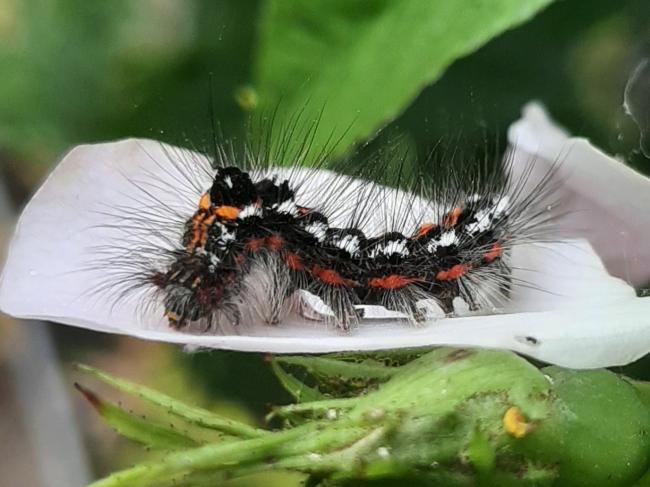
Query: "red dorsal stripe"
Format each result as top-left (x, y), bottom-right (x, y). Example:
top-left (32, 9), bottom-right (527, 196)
top-left (436, 264), bottom-right (470, 281)
top-left (368, 274), bottom-right (423, 290)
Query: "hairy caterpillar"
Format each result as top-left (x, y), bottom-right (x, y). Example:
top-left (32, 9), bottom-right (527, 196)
top-left (95, 126), bottom-right (557, 334)
top-left (4, 102), bottom-right (650, 368)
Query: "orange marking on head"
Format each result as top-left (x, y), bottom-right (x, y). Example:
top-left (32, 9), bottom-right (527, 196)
top-left (285, 252), bottom-right (305, 271)
top-left (187, 229), bottom-right (200, 250)
top-left (198, 193), bottom-right (211, 210)
top-left (368, 275), bottom-right (423, 290)
top-left (312, 265), bottom-right (356, 287)
top-left (484, 241), bottom-right (502, 262)
top-left (186, 231), bottom-right (202, 251)
top-left (436, 264), bottom-right (470, 281)
top-left (443, 207), bottom-right (462, 228)
top-left (245, 237), bottom-right (265, 252)
top-left (187, 211), bottom-right (215, 251)
top-left (266, 234), bottom-right (284, 251)
top-left (414, 223), bottom-right (438, 239)
top-left (297, 206), bottom-right (313, 216)
top-left (214, 205), bottom-right (240, 220)
top-left (196, 215), bottom-right (216, 247)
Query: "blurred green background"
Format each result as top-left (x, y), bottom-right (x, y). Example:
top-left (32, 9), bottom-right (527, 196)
top-left (0, 0), bottom-right (648, 485)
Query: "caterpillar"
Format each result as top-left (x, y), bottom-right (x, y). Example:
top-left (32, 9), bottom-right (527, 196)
top-left (95, 126), bottom-right (557, 334)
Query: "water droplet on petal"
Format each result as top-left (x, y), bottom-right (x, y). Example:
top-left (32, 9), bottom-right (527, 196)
top-left (624, 58), bottom-right (650, 158)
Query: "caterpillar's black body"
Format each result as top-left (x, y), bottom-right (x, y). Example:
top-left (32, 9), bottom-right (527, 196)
top-left (152, 163), bottom-right (521, 330)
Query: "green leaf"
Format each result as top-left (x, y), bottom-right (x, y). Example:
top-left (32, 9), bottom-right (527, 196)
top-left (271, 359), bottom-right (326, 403)
top-left (254, 0), bottom-right (554, 157)
top-left (74, 383), bottom-right (199, 450)
top-left (273, 355), bottom-right (399, 400)
top-left (77, 364), bottom-right (266, 439)
top-left (277, 356), bottom-right (398, 381)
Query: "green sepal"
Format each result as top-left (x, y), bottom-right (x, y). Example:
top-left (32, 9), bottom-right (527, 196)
top-left (77, 363), bottom-right (265, 438)
top-left (270, 359), bottom-right (325, 403)
top-left (74, 383), bottom-right (199, 450)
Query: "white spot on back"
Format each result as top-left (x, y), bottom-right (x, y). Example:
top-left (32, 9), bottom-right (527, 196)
top-left (369, 239), bottom-right (409, 258)
top-left (466, 196), bottom-right (510, 234)
top-left (428, 230), bottom-right (458, 252)
top-left (304, 222), bottom-right (328, 242)
top-left (238, 204), bottom-right (261, 219)
top-left (276, 199), bottom-right (298, 215)
top-left (331, 234), bottom-right (360, 256)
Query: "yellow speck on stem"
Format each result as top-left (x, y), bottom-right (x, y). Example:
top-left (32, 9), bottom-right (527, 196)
top-left (503, 406), bottom-right (528, 439)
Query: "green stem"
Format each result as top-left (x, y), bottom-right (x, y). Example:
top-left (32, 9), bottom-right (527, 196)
top-left (267, 397), bottom-right (355, 421)
top-left (89, 422), bottom-right (366, 487)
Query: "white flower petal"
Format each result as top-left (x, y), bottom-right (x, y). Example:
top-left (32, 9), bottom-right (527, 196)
top-left (118, 299), bottom-right (650, 369)
top-left (0, 139), bottom-right (210, 334)
top-left (508, 102), bottom-right (650, 287)
top-left (506, 240), bottom-right (635, 312)
top-left (0, 136), bottom-right (649, 369)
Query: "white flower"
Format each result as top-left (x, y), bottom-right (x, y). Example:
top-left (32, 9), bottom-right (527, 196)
top-left (1, 103), bottom-right (649, 369)
top-left (509, 103), bottom-right (650, 287)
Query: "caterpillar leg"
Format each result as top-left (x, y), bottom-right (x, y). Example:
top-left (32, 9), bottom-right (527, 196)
top-left (161, 286), bottom-right (241, 332)
top-left (409, 301), bottom-right (428, 323)
top-left (197, 302), bottom-right (242, 332)
top-left (438, 294), bottom-right (456, 315)
top-left (463, 288), bottom-right (480, 312)
top-left (319, 287), bottom-right (360, 331)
